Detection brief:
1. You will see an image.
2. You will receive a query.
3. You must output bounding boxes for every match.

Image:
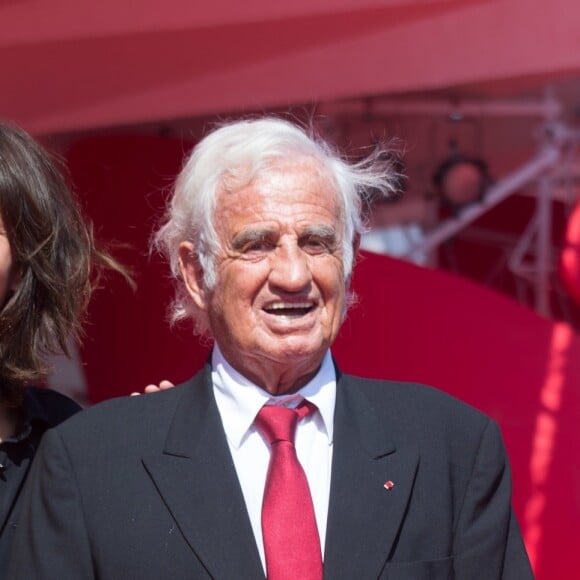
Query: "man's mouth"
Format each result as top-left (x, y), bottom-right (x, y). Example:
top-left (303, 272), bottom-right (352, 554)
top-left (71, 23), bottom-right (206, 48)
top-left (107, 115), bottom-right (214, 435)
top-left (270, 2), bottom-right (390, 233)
top-left (263, 301), bottom-right (315, 317)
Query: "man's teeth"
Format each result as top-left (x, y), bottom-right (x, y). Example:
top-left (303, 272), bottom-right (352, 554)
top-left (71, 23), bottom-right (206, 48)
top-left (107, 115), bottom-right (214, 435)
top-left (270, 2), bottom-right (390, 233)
top-left (264, 302), bottom-right (315, 316)
top-left (267, 302), bottom-right (312, 310)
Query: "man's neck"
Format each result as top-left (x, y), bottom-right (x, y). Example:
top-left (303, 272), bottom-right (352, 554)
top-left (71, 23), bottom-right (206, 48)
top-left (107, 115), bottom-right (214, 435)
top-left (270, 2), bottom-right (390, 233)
top-left (214, 345), bottom-right (325, 396)
top-left (252, 366), bottom-right (320, 396)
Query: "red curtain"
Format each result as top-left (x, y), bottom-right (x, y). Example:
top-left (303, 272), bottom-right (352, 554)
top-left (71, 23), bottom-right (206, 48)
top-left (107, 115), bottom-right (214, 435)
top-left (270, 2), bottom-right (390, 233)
top-left (67, 135), bottom-right (210, 403)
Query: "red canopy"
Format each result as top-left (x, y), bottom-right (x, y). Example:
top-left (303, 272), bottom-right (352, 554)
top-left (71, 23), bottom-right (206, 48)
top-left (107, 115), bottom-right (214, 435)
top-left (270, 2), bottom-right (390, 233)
top-left (2, 0), bottom-right (580, 134)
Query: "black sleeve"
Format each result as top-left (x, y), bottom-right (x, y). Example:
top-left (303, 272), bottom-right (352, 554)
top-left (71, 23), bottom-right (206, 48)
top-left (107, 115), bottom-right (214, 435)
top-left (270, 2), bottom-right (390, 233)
top-left (6, 427), bottom-right (94, 579)
top-left (453, 420), bottom-right (534, 579)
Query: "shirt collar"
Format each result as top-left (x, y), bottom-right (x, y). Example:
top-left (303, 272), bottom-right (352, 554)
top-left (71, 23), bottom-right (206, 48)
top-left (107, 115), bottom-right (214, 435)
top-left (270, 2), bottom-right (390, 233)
top-left (0, 387), bottom-right (51, 446)
top-left (211, 345), bottom-right (336, 449)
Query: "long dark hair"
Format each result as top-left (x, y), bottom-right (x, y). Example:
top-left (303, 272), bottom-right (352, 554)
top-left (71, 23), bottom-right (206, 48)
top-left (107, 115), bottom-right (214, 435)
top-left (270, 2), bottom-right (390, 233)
top-left (0, 123), bottom-right (129, 406)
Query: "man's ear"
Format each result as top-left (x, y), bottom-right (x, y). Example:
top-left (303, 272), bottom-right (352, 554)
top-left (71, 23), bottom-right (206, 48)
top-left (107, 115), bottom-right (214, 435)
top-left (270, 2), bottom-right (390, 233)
top-left (178, 242), bottom-right (208, 311)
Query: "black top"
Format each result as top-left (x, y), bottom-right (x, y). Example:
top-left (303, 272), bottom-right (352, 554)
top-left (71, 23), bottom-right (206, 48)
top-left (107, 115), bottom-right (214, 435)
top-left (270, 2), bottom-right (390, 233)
top-left (0, 387), bottom-right (80, 569)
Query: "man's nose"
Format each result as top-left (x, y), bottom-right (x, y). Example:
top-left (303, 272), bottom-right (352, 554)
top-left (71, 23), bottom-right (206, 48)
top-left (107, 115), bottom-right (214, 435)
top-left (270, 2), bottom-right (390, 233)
top-left (268, 243), bottom-right (312, 292)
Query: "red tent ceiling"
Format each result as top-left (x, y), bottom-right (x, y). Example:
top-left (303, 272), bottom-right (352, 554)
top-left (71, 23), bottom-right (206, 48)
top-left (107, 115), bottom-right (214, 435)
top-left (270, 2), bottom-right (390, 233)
top-left (2, 0), bottom-right (580, 134)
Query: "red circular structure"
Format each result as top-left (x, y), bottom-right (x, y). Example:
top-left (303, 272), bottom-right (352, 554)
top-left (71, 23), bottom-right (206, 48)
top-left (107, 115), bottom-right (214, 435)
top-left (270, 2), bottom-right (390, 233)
top-left (560, 201), bottom-right (580, 304)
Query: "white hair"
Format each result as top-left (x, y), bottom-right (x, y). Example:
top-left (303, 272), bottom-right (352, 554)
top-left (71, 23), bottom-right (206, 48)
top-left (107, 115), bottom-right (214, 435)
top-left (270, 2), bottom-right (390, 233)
top-left (154, 117), bottom-right (398, 329)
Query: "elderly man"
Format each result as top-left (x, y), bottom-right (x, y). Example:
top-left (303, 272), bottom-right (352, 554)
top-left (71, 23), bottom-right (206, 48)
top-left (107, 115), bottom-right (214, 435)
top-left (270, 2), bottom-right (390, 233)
top-left (8, 118), bottom-right (533, 579)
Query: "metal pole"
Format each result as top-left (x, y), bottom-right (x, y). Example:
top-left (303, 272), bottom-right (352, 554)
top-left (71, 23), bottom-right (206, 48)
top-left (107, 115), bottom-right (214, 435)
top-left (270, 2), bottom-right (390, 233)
top-left (405, 145), bottom-right (560, 259)
top-left (319, 97), bottom-right (561, 119)
top-left (535, 176), bottom-right (553, 317)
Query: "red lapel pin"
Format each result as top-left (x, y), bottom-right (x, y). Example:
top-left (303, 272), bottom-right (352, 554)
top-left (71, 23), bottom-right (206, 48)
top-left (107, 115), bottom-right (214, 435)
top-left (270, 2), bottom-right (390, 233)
top-left (383, 480), bottom-right (395, 491)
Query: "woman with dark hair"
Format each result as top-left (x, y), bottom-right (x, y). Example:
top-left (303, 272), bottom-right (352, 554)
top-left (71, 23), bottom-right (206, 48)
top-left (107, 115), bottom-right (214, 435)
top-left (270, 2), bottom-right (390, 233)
top-left (0, 123), bottom-right (128, 566)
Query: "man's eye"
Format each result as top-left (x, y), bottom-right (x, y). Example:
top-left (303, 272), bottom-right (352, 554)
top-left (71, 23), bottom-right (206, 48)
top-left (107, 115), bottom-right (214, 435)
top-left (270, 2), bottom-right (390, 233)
top-left (243, 241), bottom-right (274, 254)
top-left (302, 238), bottom-right (332, 253)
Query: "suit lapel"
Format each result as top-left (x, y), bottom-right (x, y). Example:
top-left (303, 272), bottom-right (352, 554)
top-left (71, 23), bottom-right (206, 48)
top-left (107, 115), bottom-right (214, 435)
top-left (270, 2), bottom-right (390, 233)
top-left (142, 365), bottom-right (264, 579)
top-left (324, 373), bottom-right (419, 579)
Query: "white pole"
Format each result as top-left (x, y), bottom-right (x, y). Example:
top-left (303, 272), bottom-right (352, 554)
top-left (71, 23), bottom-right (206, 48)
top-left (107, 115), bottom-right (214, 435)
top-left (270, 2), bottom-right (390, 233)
top-left (405, 145), bottom-right (560, 259)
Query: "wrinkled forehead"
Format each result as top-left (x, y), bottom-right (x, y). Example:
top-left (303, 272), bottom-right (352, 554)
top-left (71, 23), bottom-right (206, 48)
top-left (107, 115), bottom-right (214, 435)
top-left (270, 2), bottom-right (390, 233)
top-left (218, 155), bottom-right (342, 209)
top-left (216, 158), bottom-right (343, 232)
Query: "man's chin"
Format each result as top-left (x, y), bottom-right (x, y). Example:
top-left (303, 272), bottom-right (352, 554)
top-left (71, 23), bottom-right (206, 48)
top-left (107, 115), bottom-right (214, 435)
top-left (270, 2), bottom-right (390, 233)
top-left (261, 337), bottom-right (328, 365)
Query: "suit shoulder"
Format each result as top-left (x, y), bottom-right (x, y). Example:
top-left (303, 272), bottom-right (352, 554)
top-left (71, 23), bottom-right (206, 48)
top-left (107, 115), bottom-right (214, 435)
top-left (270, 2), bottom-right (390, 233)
top-left (341, 374), bottom-right (491, 428)
top-left (339, 375), bottom-right (503, 465)
top-left (54, 378), bottom-right (191, 438)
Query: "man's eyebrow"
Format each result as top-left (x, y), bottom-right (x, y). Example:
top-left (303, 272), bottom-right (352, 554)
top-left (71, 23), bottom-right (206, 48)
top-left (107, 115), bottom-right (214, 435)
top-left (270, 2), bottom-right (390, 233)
top-left (300, 224), bottom-right (338, 240)
top-left (231, 227), bottom-right (276, 249)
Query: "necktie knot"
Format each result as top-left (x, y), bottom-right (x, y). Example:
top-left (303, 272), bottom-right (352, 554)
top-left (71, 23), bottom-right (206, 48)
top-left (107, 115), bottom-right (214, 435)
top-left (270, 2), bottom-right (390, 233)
top-left (255, 400), bottom-right (316, 445)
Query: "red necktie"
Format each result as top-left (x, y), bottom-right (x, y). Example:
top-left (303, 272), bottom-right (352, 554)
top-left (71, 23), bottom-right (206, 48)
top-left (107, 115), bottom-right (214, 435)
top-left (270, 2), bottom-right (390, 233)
top-left (255, 401), bottom-right (323, 580)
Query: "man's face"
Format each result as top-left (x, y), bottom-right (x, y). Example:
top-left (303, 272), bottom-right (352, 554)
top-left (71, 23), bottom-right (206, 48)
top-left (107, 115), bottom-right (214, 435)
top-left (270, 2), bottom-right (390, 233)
top-left (181, 159), bottom-right (348, 393)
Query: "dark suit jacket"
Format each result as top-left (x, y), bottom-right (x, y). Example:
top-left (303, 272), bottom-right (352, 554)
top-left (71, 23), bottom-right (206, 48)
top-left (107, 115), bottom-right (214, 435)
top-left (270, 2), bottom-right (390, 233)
top-left (7, 365), bottom-right (533, 579)
top-left (0, 387), bottom-right (80, 572)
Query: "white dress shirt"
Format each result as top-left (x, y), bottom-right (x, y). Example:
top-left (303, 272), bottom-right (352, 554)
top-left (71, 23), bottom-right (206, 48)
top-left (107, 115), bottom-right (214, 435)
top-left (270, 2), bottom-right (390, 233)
top-left (211, 345), bottom-right (336, 572)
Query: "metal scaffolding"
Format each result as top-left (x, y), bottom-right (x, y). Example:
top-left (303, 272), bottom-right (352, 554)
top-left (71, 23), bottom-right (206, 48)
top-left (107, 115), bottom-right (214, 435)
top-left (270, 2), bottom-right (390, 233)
top-left (387, 95), bottom-right (580, 320)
